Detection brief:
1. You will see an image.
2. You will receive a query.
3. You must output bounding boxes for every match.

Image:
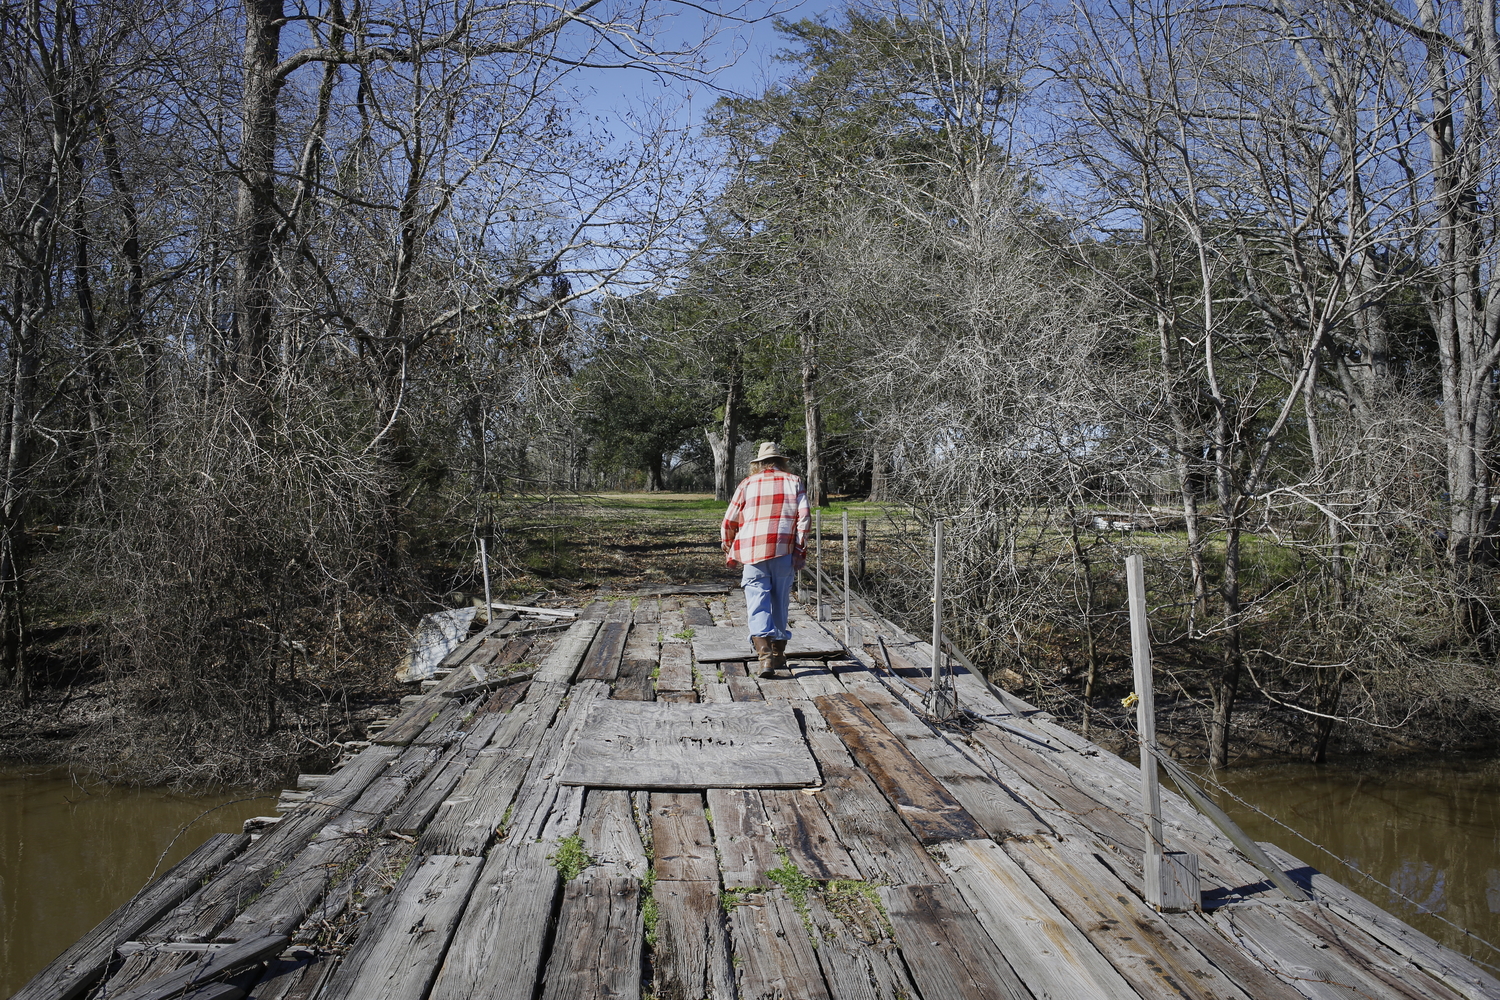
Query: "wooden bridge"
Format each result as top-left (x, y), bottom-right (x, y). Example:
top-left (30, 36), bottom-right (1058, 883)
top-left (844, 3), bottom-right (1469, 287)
top-left (18, 584), bottom-right (1500, 1000)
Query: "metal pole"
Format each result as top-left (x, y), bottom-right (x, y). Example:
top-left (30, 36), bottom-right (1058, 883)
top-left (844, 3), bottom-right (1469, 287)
top-left (814, 509), bottom-right (824, 620)
top-left (931, 519), bottom-right (943, 691)
top-left (1127, 554), bottom-right (1164, 910)
top-left (479, 537), bottom-right (493, 622)
top-left (842, 509), bottom-right (851, 646)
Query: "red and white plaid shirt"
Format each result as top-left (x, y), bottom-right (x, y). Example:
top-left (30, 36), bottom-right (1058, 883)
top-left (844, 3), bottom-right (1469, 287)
top-left (721, 468), bottom-right (811, 567)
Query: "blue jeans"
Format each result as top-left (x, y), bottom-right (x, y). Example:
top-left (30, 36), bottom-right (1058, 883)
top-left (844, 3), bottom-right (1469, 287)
top-left (741, 553), bottom-right (794, 640)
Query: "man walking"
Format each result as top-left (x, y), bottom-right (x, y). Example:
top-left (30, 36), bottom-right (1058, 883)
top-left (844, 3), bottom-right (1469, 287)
top-left (721, 442), bottom-right (811, 677)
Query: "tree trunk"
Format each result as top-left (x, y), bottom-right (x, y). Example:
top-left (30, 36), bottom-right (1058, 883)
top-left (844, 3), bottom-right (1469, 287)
top-left (869, 435), bottom-right (885, 502)
top-left (232, 0), bottom-right (284, 401)
top-left (800, 322), bottom-right (826, 507)
top-left (709, 371), bottom-right (740, 501)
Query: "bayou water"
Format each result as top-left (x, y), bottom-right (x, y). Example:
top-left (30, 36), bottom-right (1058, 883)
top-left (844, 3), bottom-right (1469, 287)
top-left (0, 766), bottom-right (274, 996)
top-left (1206, 753), bottom-right (1500, 971)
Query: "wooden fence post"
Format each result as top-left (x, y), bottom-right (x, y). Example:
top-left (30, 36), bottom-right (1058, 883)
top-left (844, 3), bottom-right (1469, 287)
top-left (1127, 554), bottom-right (1200, 912)
top-left (842, 510), bottom-right (851, 646)
top-left (479, 538), bottom-right (493, 623)
top-left (815, 509), bottom-right (826, 620)
top-left (926, 521), bottom-right (956, 719)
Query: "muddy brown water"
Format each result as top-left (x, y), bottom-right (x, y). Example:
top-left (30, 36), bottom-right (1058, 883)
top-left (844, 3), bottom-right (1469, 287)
top-left (0, 766), bottom-right (274, 996)
top-left (1204, 753), bottom-right (1500, 971)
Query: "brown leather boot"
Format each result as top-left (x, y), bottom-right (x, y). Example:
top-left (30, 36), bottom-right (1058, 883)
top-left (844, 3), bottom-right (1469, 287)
top-left (770, 638), bottom-right (789, 674)
top-left (752, 635), bottom-right (776, 677)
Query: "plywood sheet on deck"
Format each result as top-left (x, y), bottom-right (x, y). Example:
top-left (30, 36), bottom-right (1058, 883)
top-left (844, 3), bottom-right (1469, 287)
top-left (556, 701), bottom-right (819, 788)
top-left (692, 624), bottom-right (845, 662)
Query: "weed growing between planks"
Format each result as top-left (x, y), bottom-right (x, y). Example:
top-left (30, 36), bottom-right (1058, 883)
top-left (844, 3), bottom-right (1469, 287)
top-left (641, 868), bottom-right (660, 946)
top-left (766, 849), bottom-right (818, 938)
top-left (548, 834), bottom-right (593, 880)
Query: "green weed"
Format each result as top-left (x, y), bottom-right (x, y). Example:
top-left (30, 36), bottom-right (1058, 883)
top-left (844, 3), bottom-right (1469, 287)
top-left (642, 869), bottom-right (660, 946)
top-left (767, 849), bottom-right (818, 938)
top-left (548, 834), bottom-right (593, 881)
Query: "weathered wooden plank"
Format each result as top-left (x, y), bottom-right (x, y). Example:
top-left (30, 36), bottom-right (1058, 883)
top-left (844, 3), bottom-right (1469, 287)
top-left (843, 675), bottom-right (1052, 840)
top-left (1274, 903), bottom-right (1470, 1000)
top-left (316, 855), bottom-right (483, 1000)
top-left (681, 603), bottom-right (717, 628)
top-left (371, 694), bottom-right (441, 747)
top-left (816, 693), bottom-right (983, 845)
top-left (409, 697), bottom-right (472, 747)
top-left (290, 839), bottom-right (406, 948)
top-left (580, 789), bottom-right (648, 878)
top-left (102, 934), bottom-right (289, 1000)
top-left (557, 701), bottom-right (819, 789)
top-left (577, 621), bottom-right (629, 681)
top-left (633, 583), bottom-right (732, 597)
top-left (13, 833), bottom-right (250, 1000)
top-left (429, 841), bottom-right (558, 1000)
top-left (613, 663), bottom-right (655, 701)
top-left (761, 788), bottom-right (862, 882)
top-left (384, 712), bottom-right (508, 836)
top-left (649, 792), bottom-right (719, 881)
top-left (1003, 837), bottom-right (1266, 1000)
top-left (881, 883), bottom-right (1034, 1000)
top-left (707, 598), bottom-right (730, 624)
top-left (1257, 842), bottom-right (1500, 1000)
top-left (578, 598), bottom-right (611, 621)
top-left (725, 889), bottom-right (831, 1000)
top-left (756, 675), bottom-right (811, 701)
top-left (633, 597), bottom-right (660, 623)
top-left (706, 788), bottom-right (780, 889)
top-left (623, 623), bottom-right (660, 661)
top-left (657, 643), bottom-right (695, 691)
top-left (940, 838), bottom-right (1142, 1000)
top-left (606, 597), bottom-right (636, 623)
top-left (245, 949), bottom-right (330, 1000)
top-left (415, 681), bottom-right (569, 856)
top-left (804, 892), bottom-right (919, 1000)
top-left (726, 674), bottom-right (764, 701)
top-left (539, 877), bottom-right (642, 1000)
top-left (652, 880), bottom-right (735, 1000)
top-left (533, 620), bottom-right (602, 683)
top-left (142, 747), bottom-right (402, 944)
top-left (180, 983), bottom-right (246, 1000)
top-left (1214, 899), bottom-right (1445, 1000)
top-left (441, 661), bottom-right (538, 701)
top-left (221, 742), bottom-right (444, 942)
top-left (970, 729), bottom-right (1144, 855)
top-left (801, 727), bottom-right (945, 886)
top-left (658, 689), bottom-right (699, 703)
top-left (474, 680), bottom-right (530, 715)
top-left (693, 624), bottom-right (845, 663)
top-left (502, 681), bottom-right (611, 844)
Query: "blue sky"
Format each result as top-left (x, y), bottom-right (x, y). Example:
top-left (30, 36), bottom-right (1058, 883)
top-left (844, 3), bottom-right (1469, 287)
top-left (566, 0), bottom-right (838, 144)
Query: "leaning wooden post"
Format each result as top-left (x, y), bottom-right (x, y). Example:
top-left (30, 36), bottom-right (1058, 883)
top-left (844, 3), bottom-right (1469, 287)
top-left (1127, 554), bottom-right (1200, 912)
top-left (842, 509), bottom-right (851, 646)
top-left (479, 538), bottom-right (493, 623)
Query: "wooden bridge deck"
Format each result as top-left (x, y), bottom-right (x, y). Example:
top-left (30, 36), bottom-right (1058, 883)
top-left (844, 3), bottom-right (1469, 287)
top-left (20, 587), bottom-right (1500, 1000)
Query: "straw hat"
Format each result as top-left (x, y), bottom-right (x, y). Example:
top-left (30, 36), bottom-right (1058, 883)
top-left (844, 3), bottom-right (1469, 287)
top-left (754, 441), bottom-right (788, 462)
